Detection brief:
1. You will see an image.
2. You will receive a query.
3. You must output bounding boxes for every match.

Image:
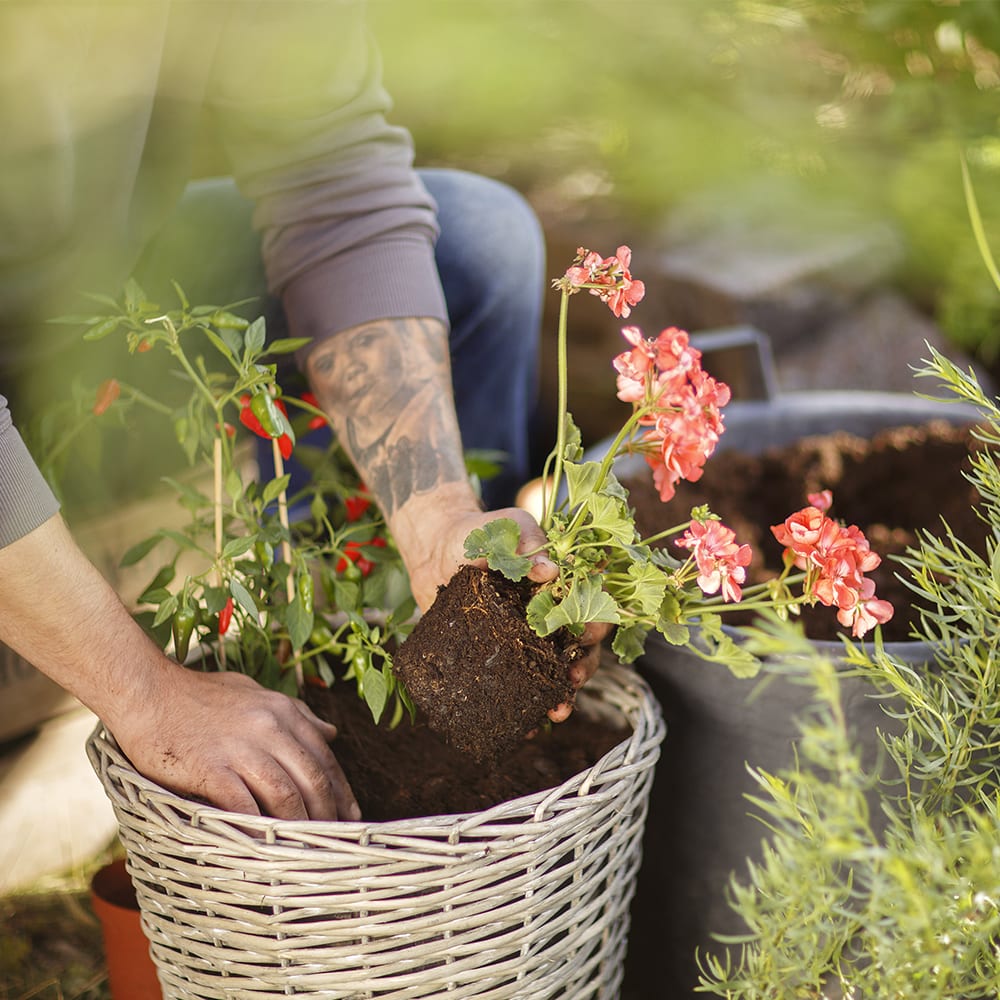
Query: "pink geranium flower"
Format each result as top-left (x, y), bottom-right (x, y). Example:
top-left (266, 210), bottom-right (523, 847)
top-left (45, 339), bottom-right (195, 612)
top-left (559, 245), bottom-right (646, 318)
top-left (771, 500), bottom-right (893, 638)
top-left (677, 519), bottom-right (752, 602)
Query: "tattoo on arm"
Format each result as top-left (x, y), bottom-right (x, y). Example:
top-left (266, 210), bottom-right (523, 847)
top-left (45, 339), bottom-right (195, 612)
top-left (305, 318), bottom-right (467, 517)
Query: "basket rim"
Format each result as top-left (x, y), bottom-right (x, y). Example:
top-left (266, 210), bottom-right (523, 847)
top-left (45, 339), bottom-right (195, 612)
top-left (87, 661), bottom-right (664, 844)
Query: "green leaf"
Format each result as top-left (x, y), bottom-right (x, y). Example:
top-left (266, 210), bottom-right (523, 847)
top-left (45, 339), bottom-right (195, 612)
top-left (222, 536), bottom-right (257, 560)
top-left (563, 460), bottom-right (603, 505)
top-left (463, 518), bottom-right (532, 580)
top-left (526, 590), bottom-right (557, 635)
top-left (244, 317), bottom-right (267, 355)
top-left (123, 278), bottom-right (146, 312)
top-left (82, 317), bottom-right (123, 342)
top-left (625, 561), bottom-right (668, 615)
top-left (285, 594), bottom-right (314, 652)
top-left (657, 592), bottom-right (690, 645)
top-left (225, 468), bottom-right (244, 502)
top-left (262, 474), bottom-right (291, 506)
top-left (264, 337), bottom-right (312, 356)
top-left (151, 593), bottom-right (179, 629)
top-left (584, 492), bottom-right (636, 546)
top-left (138, 564), bottom-right (176, 604)
top-left (120, 534), bottom-right (163, 568)
top-left (202, 326), bottom-right (238, 364)
top-left (560, 414), bottom-right (584, 461)
top-left (612, 622), bottom-right (650, 663)
top-left (363, 665), bottom-right (389, 724)
top-left (532, 577), bottom-right (621, 637)
top-left (230, 578), bottom-right (259, 619)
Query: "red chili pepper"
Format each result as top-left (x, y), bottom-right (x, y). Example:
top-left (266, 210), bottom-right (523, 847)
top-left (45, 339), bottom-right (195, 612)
top-left (215, 422), bottom-right (236, 438)
top-left (93, 378), bottom-right (121, 416)
top-left (238, 394), bottom-right (293, 459)
top-left (300, 392), bottom-right (327, 431)
top-left (336, 536), bottom-right (386, 576)
top-left (344, 488), bottom-right (372, 522)
top-left (218, 596), bottom-right (234, 636)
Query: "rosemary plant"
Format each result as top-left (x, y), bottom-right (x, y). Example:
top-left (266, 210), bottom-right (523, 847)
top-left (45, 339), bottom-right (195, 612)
top-left (699, 348), bottom-right (1000, 999)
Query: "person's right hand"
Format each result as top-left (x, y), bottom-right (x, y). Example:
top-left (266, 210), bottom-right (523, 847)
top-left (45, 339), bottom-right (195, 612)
top-left (111, 667), bottom-right (361, 822)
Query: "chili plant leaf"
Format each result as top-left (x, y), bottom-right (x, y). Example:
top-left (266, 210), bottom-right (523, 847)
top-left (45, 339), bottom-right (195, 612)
top-left (285, 594), bottom-right (314, 652)
top-left (230, 578), bottom-right (259, 620)
top-left (244, 317), bottom-right (267, 355)
top-left (363, 664), bottom-right (389, 724)
top-left (264, 337), bottom-right (312, 356)
top-left (120, 534), bottom-right (163, 568)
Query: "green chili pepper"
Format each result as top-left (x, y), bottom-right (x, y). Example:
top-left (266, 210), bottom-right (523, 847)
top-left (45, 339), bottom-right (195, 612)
top-left (172, 604), bottom-right (198, 663)
top-left (309, 623), bottom-right (334, 648)
top-left (250, 391), bottom-right (284, 438)
top-left (297, 572), bottom-right (315, 615)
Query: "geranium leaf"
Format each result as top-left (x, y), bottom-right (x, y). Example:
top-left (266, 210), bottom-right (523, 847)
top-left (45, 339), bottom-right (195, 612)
top-left (526, 590), bottom-right (557, 635)
top-left (612, 622), bottom-right (649, 663)
top-left (585, 492), bottom-right (636, 546)
top-left (463, 519), bottom-right (532, 580)
top-left (563, 460), bottom-right (602, 507)
top-left (626, 561), bottom-right (668, 615)
top-left (541, 577), bottom-right (620, 635)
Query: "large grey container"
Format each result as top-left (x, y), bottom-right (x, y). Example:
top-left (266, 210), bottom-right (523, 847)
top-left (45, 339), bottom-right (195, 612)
top-left (612, 386), bottom-right (981, 997)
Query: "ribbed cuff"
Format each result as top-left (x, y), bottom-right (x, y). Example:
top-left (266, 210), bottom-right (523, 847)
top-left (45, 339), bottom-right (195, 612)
top-left (0, 422), bottom-right (60, 549)
top-left (284, 235), bottom-right (448, 369)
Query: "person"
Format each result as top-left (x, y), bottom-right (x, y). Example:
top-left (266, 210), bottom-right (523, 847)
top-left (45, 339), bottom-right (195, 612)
top-left (0, 2), bottom-right (606, 822)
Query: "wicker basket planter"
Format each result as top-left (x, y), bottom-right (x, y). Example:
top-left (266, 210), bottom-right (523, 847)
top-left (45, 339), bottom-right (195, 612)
top-left (86, 663), bottom-right (664, 999)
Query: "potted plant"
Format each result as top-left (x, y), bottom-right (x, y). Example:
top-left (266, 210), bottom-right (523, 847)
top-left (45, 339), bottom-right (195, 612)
top-left (696, 347), bottom-right (1000, 997)
top-left (72, 244), bottom-right (889, 998)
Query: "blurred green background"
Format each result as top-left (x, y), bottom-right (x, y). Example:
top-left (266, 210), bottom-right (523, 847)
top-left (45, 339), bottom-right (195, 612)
top-left (370, 0), bottom-right (1000, 356)
top-left (37, 0), bottom-right (1000, 521)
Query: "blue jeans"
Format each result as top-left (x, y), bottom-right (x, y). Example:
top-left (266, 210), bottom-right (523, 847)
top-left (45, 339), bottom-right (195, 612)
top-left (135, 169), bottom-right (545, 509)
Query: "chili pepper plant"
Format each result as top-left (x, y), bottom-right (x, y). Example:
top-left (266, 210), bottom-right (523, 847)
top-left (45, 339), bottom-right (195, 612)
top-left (464, 246), bottom-right (897, 678)
top-left (76, 281), bottom-right (417, 724)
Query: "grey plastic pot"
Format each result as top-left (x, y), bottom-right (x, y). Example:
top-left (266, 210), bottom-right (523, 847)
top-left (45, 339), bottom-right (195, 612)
top-left (598, 356), bottom-right (981, 997)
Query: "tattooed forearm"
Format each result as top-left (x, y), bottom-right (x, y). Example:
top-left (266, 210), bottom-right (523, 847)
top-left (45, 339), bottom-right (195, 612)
top-left (305, 317), bottom-right (468, 518)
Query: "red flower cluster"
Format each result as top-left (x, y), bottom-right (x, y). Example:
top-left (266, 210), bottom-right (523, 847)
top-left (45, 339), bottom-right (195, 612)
top-left (771, 494), bottom-right (894, 638)
top-left (614, 326), bottom-right (731, 502)
top-left (562, 245), bottom-right (646, 318)
top-left (676, 518), bottom-right (752, 602)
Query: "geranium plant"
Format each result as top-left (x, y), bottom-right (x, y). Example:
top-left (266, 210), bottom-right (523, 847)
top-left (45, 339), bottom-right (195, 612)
top-left (71, 281), bottom-right (416, 724)
top-left (466, 246), bottom-right (895, 676)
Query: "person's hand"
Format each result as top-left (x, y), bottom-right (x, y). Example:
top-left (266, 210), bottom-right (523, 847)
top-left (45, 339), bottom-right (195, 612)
top-left (111, 668), bottom-right (361, 822)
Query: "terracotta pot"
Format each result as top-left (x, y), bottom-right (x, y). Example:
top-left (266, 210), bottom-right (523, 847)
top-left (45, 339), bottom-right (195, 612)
top-left (90, 859), bottom-right (162, 1000)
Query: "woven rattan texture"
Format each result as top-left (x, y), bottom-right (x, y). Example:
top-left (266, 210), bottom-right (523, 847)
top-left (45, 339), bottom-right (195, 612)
top-left (87, 663), bottom-right (664, 999)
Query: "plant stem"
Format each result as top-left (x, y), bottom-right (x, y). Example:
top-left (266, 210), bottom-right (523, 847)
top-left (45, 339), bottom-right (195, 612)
top-left (542, 291), bottom-right (571, 530)
top-left (213, 436), bottom-right (228, 669)
top-left (271, 436), bottom-right (303, 690)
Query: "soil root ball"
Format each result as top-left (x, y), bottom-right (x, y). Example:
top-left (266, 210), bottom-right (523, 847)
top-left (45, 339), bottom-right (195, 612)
top-left (393, 565), bottom-right (577, 761)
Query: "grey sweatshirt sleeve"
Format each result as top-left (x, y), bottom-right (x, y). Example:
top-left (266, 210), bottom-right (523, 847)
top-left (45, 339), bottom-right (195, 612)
top-left (206, 2), bottom-right (448, 367)
top-left (0, 395), bottom-right (60, 548)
